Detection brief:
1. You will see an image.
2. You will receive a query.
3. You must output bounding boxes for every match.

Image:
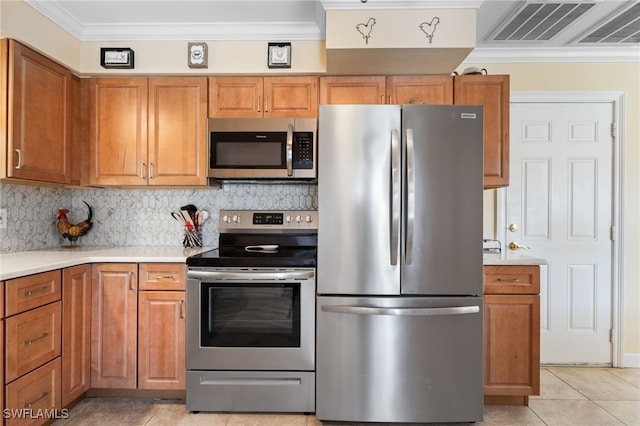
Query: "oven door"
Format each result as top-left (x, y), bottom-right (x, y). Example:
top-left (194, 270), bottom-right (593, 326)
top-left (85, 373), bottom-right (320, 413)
top-left (186, 267), bottom-right (315, 371)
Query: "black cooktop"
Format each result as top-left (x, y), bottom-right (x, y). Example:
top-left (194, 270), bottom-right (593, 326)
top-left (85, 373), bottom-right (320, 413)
top-left (187, 233), bottom-right (317, 268)
top-left (187, 247), bottom-right (317, 268)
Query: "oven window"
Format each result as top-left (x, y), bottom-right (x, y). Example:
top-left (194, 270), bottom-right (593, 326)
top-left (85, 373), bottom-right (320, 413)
top-left (201, 283), bottom-right (300, 347)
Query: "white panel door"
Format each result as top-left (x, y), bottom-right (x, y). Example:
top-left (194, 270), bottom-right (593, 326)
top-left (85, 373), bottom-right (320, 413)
top-left (507, 102), bottom-right (613, 364)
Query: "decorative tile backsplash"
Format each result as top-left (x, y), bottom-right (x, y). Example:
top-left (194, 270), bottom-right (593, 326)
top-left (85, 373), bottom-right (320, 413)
top-left (0, 183), bottom-right (317, 253)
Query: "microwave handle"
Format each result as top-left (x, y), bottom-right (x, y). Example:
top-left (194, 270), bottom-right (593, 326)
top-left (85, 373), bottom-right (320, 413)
top-left (286, 124), bottom-right (294, 176)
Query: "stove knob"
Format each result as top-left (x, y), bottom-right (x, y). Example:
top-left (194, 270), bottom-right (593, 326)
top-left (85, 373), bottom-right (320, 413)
top-left (285, 215), bottom-right (293, 223)
top-left (305, 214), bottom-right (313, 223)
top-left (295, 215), bottom-right (302, 223)
top-left (232, 215), bottom-right (241, 224)
top-left (222, 215), bottom-right (231, 223)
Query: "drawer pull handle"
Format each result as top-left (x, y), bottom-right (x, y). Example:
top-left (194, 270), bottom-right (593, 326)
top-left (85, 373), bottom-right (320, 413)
top-left (180, 300), bottom-right (185, 319)
top-left (497, 277), bottom-right (520, 282)
top-left (24, 391), bottom-right (48, 409)
top-left (25, 332), bottom-right (49, 346)
top-left (153, 274), bottom-right (176, 281)
top-left (24, 286), bottom-right (49, 297)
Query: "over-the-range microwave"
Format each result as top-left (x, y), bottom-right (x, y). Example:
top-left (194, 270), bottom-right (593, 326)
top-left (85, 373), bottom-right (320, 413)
top-left (208, 117), bottom-right (317, 181)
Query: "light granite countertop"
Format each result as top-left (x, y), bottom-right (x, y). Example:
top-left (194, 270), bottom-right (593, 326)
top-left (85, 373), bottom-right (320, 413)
top-left (1, 246), bottom-right (546, 281)
top-left (0, 245), bottom-right (214, 281)
top-left (483, 251), bottom-right (548, 266)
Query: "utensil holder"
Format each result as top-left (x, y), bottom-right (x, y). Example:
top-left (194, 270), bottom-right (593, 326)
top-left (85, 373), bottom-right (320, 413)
top-left (183, 227), bottom-right (202, 248)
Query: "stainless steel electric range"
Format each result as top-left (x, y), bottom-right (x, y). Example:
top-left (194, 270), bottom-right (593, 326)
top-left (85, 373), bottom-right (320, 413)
top-left (185, 210), bottom-right (317, 413)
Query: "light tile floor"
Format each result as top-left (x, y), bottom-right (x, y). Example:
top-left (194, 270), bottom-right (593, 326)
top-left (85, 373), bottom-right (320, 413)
top-left (51, 367), bottom-right (640, 425)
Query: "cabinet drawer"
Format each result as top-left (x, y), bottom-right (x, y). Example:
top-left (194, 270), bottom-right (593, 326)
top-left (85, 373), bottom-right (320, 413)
top-left (5, 357), bottom-right (62, 426)
top-left (5, 301), bottom-right (62, 383)
top-left (139, 263), bottom-right (186, 290)
top-left (484, 266), bottom-right (540, 295)
top-left (5, 270), bottom-right (61, 316)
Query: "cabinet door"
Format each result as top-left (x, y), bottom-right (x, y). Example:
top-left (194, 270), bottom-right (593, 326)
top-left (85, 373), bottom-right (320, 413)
top-left (6, 40), bottom-right (73, 184)
top-left (91, 264), bottom-right (138, 389)
top-left (263, 77), bottom-right (318, 118)
top-left (454, 75), bottom-right (510, 188)
top-left (88, 78), bottom-right (149, 186)
top-left (319, 76), bottom-right (386, 105)
top-left (208, 77), bottom-right (263, 118)
top-left (138, 291), bottom-right (185, 390)
top-left (62, 265), bottom-right (91, 406)
top-left (148, 77), bottom-right (208, 185)
top-left (484, 294), bottom-right (540, 396)
top-left (386, 75), bottom-right (453, 105)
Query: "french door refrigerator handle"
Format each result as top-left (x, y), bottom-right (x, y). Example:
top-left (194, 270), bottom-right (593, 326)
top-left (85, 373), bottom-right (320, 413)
top-left (405, 128), bottom-right (415, 265)
top-left (286, 124), bottom-right (294, 176)
top-left (321, 305), bottom-right (480, 316)
top-left (390, 129), bottom-right (400, 265)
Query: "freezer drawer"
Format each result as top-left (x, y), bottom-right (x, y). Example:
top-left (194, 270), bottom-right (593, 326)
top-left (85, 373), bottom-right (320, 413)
top-left (316, 295), bottom-right (483, 423)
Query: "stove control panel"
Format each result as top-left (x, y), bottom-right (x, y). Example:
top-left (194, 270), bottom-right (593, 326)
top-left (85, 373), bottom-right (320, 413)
top-left (219, 210), bottom-right (317, 232)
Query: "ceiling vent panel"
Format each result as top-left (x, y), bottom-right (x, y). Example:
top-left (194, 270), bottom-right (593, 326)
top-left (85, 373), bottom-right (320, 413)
top-left (492, 2), bottom-right (594, 42)
top-left (579, 3), bottom-right (640, 44)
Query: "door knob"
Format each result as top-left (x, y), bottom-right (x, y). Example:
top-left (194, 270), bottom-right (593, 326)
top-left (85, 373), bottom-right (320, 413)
top-left (509, 242), bottom-right (531, 250)
top-left (508, 223), bottom-right (519, 232)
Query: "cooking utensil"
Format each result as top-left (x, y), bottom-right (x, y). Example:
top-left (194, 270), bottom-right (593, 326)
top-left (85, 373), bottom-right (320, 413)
top-left (197, 210), bottom-right (209, 227)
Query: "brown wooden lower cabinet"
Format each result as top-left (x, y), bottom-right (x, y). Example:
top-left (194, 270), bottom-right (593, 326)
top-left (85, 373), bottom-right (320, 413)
top-left (90, 263), bottom-right (138, 389)
top-left (1, 317), bottom-right (4, 425)
top-left (138, 290), bottom-right (186, 389)
top-left (5, 302), bottom-right (62, 383)
top-left (4, 358), bottom-right (62, 426)
top-left (91, 263), bottom-right (186, 391)
top-left (62, 264), bottom-right (91, 406)
top-left (484, 265), bottom-right (541, 406)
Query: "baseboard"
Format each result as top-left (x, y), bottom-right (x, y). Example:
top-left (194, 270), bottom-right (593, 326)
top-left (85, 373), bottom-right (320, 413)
top-left (623, 353), bottom-right (640, 368)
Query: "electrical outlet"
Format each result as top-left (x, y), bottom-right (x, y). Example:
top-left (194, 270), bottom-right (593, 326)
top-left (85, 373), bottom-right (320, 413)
top-left (0, 208), bottom-right (6, 229)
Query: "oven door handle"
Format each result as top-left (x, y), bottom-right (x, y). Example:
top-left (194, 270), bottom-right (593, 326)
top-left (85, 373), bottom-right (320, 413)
top-left (187, 270), bottom-right (314, 281)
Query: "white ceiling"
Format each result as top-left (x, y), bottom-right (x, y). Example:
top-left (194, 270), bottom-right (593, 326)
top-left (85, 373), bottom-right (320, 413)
top-left (25, 0), bottom-right (640, 62)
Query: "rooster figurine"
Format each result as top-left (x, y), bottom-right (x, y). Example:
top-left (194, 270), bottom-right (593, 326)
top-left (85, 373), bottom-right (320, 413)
top-left (57, 201), bottom-right (93, 244)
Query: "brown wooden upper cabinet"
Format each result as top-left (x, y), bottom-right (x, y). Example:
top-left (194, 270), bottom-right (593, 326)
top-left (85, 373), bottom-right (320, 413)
top-left (209, 76), bottom-right (318, 118)
top-left (86, 77), bottom-right (208, 186)
top-left (319, 75), bottom-right (453, 105)
top-left (454, 75), bottom-right (510, 188)
top-left (1, 39), bottom-right (75, 184)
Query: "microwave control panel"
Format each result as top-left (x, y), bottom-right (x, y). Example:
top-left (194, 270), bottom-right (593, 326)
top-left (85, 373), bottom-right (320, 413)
top-left (292, 132), bottom-right (314, 169)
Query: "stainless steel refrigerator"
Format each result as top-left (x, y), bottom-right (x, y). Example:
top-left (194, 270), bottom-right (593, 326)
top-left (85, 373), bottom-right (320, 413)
top-left (316, 104), bottom-right (484, 423)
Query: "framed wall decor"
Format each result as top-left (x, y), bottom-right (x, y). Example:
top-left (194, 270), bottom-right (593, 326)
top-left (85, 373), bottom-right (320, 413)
top-left (188, 42), bottom-right (208, 68)
top-left (100, 48), bottom-right (135, 69)
top-left (268, 42), bottom-right (291, 69)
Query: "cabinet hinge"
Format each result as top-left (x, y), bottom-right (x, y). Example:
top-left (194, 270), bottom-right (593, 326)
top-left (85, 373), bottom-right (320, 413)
top-left (610, 329), bottom-right (615, 344)
top-left (610, 225), bottom-right (616, 241)
top-left (611, 122), bottom-right (616, 139)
